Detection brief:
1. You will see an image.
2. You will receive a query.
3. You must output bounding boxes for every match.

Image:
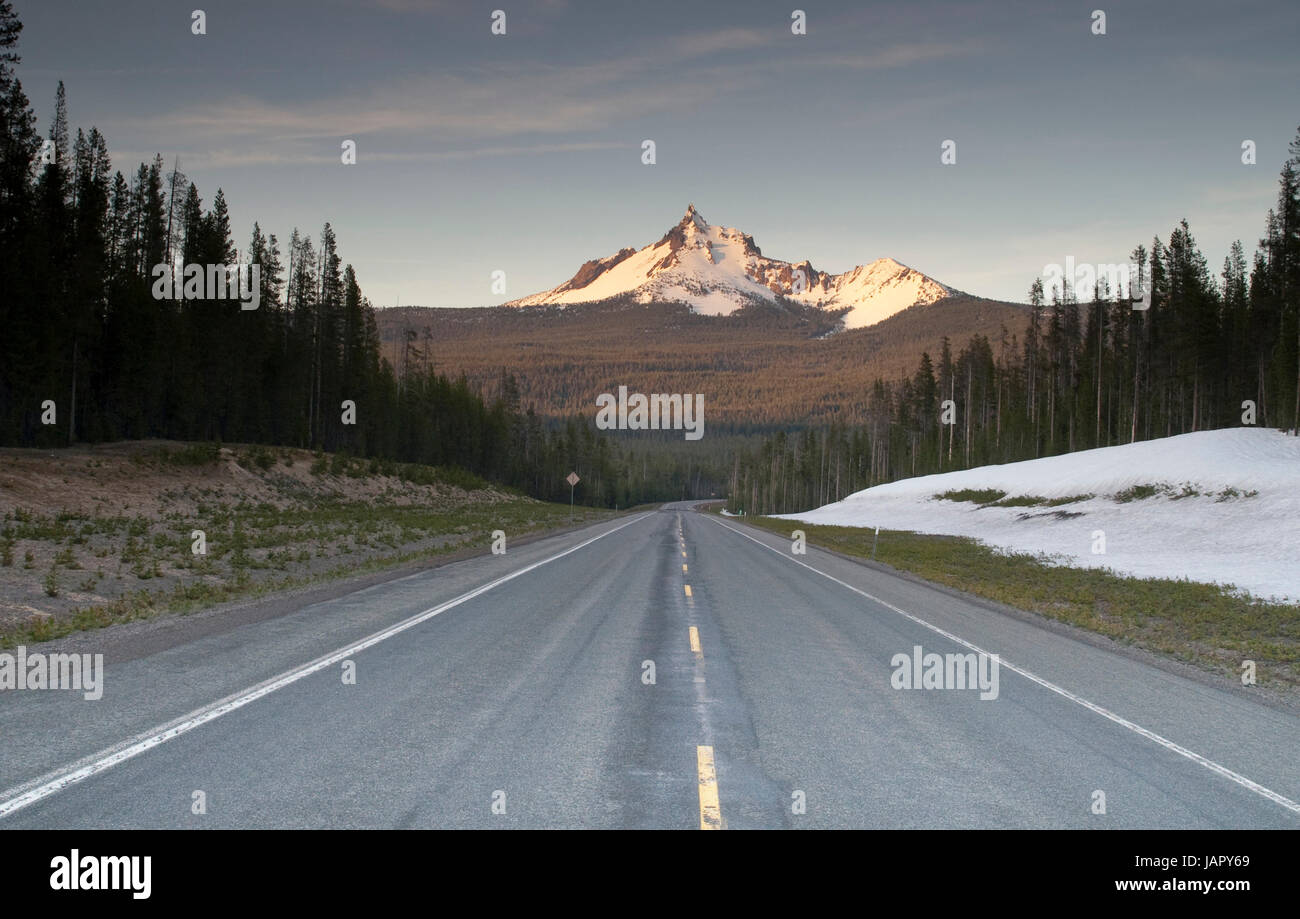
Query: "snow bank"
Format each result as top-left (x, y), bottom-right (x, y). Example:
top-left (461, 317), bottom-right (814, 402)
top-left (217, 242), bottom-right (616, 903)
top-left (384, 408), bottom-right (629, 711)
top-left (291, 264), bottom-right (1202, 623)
top-left (777, 429), bottom-right (1300, 603)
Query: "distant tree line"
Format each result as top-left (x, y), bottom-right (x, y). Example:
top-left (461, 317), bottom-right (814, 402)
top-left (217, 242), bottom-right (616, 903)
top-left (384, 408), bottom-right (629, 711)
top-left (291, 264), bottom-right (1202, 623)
top-left (728, 127), bottom-right (1300, 515)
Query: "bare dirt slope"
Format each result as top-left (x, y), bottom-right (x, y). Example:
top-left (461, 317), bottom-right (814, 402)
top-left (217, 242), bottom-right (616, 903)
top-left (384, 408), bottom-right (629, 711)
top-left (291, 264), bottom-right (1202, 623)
top-left (0, 441), bottom-right (603, 641)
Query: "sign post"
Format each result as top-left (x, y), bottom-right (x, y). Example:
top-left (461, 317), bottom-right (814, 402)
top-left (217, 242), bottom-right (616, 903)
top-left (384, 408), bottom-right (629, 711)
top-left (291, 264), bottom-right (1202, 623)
top-left (566, 471), bottom-right (580, 522)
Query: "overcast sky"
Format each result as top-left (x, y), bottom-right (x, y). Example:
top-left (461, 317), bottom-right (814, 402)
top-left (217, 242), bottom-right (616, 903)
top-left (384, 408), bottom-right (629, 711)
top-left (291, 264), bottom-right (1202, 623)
top-left (13, 0), bottom-right (1300, 307)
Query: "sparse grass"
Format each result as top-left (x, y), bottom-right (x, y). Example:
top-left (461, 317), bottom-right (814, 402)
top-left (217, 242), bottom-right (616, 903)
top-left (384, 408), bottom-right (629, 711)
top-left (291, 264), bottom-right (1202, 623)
top-left (132, 442), bottom-right (222, 467)
top-left (0, 494), bottom-right (615, 649)
top-left (935, 488), bottom-right (1006, 505)
top-left (739, 515), bottom-right (1300, 690)
top-left (1111, 482), bottom-right (1259, 503)
top-left (989, 495), bottom-right (1048, 508)
top-left (0, 442), bottom-right (624, 648)
top-left (301, 449), bottom-right (492, 492)
top-left (238, 446), bottom-right (276, 470)
top-left (1114, 483), bottom-right (1165, 502)
top-left (1045, 494), bottom-right (1094, 506)
top-left (130, 557), bottom-right (162, 580)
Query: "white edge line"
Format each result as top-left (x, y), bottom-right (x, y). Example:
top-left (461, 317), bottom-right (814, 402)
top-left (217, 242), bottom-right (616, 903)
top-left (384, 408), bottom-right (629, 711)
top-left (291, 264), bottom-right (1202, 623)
top-left (708, 516), bottom-right (1300, 818)
top-left (0, 512), bottom-right (655, 820)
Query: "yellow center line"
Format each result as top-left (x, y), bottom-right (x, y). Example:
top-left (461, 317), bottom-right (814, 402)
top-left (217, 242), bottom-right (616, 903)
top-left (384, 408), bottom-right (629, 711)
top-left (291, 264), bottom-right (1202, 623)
top-left (697, 746), bottom-right (722, 830)
top-left (684, 584), bottom-right (692, 599)
top-left (688, 625), bottom-right (702, 655)
top-left (682, 563), bottom-right (688, 573)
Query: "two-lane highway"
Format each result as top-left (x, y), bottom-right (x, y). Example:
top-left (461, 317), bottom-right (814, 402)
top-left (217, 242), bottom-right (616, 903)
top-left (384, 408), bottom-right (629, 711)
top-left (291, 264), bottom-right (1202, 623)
top-left (2, 505), bottom-right (1297, 828)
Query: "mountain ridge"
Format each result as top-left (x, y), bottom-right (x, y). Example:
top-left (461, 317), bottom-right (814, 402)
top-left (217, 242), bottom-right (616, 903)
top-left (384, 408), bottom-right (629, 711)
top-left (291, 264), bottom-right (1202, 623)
top-left (507, 205), bottom-right (958, 329)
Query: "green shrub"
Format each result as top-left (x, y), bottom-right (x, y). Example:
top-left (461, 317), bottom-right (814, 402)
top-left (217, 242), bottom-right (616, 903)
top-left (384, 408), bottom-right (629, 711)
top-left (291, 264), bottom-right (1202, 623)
top-left (989, 495), bottom-right (1046, 508)
top-left (244, 446), bottom-right (276, 470)
top-left (136, 442), bottom-right (222, 467)
top-left (936, 488), bottom-right (1006, 505)
top-left (1045, 494), bottom-right (1094, 506)
top-left (1114, 483), bottom-right (1165, 502)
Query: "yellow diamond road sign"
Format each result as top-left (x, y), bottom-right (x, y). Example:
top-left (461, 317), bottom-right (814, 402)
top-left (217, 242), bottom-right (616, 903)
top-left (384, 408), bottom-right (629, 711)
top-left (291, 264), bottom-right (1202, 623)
top-left (566, 472), bottom-right (580, 487)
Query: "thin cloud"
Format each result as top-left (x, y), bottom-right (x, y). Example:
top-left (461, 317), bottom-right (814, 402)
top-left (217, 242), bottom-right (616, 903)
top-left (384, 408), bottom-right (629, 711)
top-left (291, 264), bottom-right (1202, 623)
top-left (370, 0), bottom-right (570, 17)
top-left (816, 41), bottom-right (983, 70)
top-left (675, 27), bottom-right (774, 58)
top-left (109, 140), bottom-right (628, 170)
top-left (119, 57), bottom-right (745, 150)
top-left (109, 22), bottom-right (971, 160)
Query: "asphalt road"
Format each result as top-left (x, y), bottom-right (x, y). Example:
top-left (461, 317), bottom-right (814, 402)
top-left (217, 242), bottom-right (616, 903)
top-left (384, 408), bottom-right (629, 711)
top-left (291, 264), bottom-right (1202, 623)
top-left (2, 503), bottom-right (1298, 828)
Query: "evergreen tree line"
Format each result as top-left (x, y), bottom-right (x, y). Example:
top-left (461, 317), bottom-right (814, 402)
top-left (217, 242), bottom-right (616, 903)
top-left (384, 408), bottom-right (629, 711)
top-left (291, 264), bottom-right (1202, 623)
top-left (728, 129), bottom-right (1300, 515)
top-left (490, 375), bottom-right (730, 507)
top-left (0, 5), bottom-right (710, 508)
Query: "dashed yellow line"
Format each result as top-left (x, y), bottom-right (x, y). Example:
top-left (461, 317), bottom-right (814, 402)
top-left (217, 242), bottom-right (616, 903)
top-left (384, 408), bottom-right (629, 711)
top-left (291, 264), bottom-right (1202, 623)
top-left (682, 563), bottom-right (688, 573)
top-left (697, 746), bottom-right (722, 830)
top-left (684, 584), bottom-right (692, 599)
top-left (688, 625), bottom-right (702, 655)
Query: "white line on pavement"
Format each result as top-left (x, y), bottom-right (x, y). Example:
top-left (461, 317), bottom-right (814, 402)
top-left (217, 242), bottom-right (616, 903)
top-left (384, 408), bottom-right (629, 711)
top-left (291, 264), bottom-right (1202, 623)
top-left (0, 513), bottom-right (656, 820)
top-left (709, 516), bottom-right (1300, 818)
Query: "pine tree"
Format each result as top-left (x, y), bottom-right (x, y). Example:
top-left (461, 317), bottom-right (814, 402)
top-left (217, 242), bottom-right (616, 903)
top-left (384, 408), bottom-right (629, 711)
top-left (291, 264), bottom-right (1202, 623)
top-left (1024, 278), bottom-right (1044, 454)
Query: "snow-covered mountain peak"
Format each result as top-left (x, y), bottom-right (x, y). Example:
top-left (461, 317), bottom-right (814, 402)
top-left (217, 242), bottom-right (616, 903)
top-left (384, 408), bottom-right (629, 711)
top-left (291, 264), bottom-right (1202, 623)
top-left (508, 206), bottom-right (957, 329)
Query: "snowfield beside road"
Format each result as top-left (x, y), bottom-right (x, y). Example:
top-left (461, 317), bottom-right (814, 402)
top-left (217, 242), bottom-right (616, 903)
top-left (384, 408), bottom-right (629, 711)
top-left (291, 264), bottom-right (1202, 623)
top-left (777, 429), bottom-right (1300, 603)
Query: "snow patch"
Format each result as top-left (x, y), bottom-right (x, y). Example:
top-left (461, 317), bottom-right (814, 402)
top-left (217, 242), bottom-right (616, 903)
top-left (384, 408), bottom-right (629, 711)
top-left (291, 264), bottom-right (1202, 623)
top-left (776, 429), bottom-right (1300, 603)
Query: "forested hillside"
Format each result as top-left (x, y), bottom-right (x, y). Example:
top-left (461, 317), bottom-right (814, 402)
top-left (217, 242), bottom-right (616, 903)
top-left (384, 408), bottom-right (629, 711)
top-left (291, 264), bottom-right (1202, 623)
top-left (376, 294), bottom-right (1026, 427)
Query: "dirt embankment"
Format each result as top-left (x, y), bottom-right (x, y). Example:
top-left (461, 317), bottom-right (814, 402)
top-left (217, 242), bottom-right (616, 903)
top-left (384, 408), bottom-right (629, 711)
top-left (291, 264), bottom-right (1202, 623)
top-left (0, 441), bottom-right (592, 642)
